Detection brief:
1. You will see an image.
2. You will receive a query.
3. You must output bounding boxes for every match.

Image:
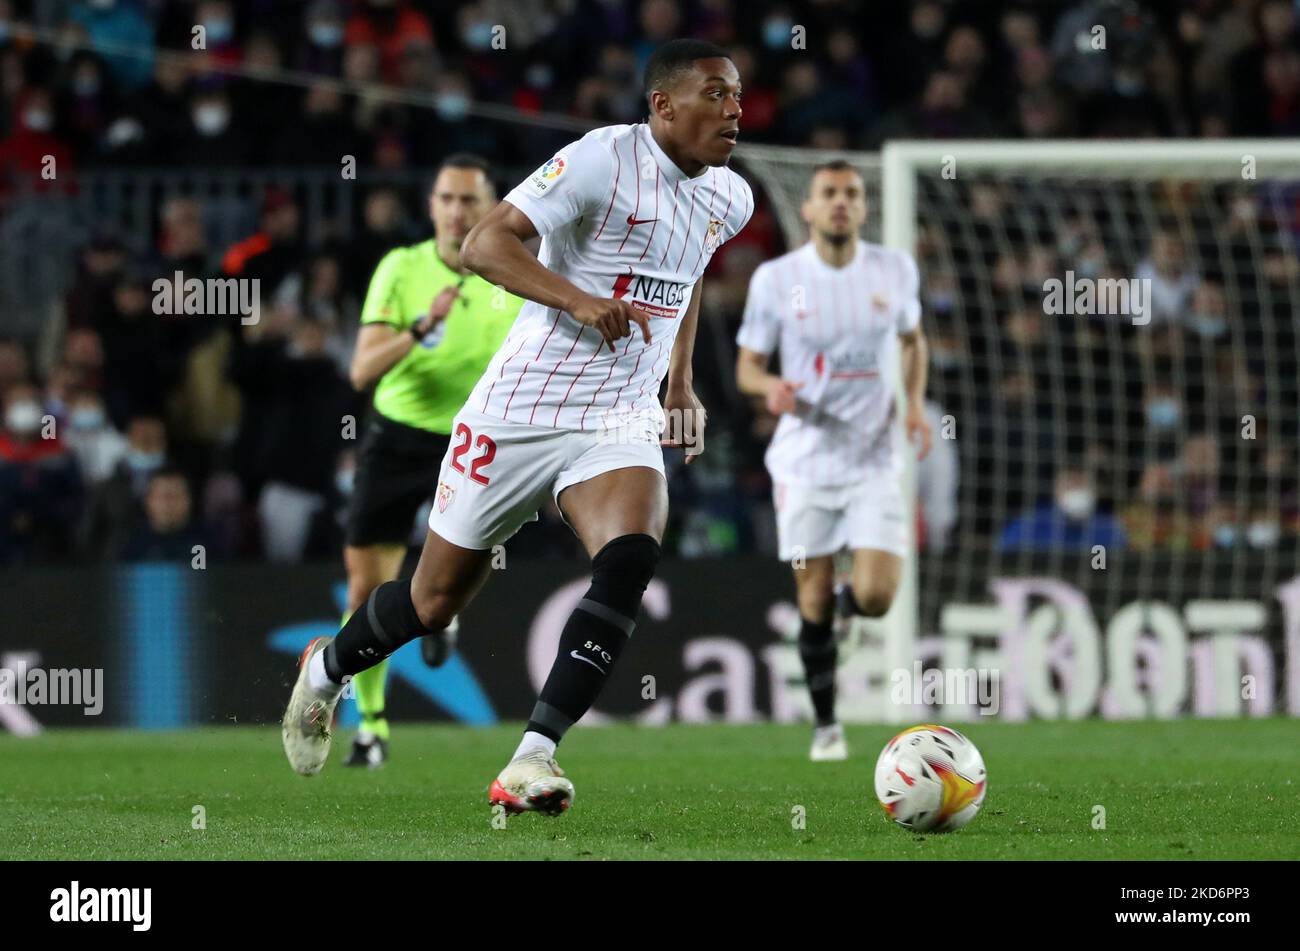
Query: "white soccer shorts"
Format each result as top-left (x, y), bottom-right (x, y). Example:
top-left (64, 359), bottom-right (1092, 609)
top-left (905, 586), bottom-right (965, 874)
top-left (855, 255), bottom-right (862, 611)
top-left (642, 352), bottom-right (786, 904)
top-left (773, 475), bottom-right (908, 561)
top-left (427, 407), bottom-right (665, 550)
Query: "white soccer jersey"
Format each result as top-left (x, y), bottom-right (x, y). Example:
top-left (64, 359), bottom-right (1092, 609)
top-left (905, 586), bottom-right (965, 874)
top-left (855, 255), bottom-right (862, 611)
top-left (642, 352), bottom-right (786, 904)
top-left (469, 122), bottom-right (754, 431)
top-left (737, 240), bottom-right (921, 486)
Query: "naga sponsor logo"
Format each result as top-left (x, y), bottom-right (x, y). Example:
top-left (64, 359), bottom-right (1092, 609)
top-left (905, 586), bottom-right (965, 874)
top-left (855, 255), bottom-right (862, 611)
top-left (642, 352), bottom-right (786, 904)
top-left (612, 271), bottom-right (690, 319)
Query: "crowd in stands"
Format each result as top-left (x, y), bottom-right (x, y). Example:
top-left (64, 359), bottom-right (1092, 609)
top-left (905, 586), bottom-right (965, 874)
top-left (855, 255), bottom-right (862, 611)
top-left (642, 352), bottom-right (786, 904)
top-left (1, 0), bottom-right (1299, 565)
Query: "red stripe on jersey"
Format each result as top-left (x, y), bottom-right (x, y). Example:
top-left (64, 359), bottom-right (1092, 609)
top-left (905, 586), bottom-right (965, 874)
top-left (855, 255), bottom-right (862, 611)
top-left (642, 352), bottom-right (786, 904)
top-left (656, 180), bottom-right (683, 268)
top-left (579, 336), bottom-right (633, 428)
top-left (604, 338), bottom-right (648, 415)
top-left (636, 165), bottom-right (662, 261)
top-left (674, 187), bottom-right (701, 272)
top-left (528, 325), bottom-right (587, 424)
top-left (719, 170), bottom-right (733, 222)
top-left (502, 309), bottom-right (562, 419)
top-left (616, 136), bottom-right (641, 253)
top-left (592, 138), bottom-right (623, 241)
top-left (480, 335), bottom-right (529, 415)
top-left (550, 330), bottom-right (605, 427)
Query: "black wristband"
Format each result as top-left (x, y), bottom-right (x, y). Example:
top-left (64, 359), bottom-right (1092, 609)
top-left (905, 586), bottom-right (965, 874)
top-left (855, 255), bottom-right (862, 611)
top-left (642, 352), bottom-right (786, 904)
top-left (409, 323), bottom-right (425, 341)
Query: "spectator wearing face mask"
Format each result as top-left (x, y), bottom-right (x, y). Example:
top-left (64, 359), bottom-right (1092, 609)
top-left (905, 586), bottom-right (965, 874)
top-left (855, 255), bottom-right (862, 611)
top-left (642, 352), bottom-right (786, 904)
top-left (0, 382), bottom-right (85, 564)
top-left (78, 412), bottom-right (168, 559)
top-left (176, 84), bottom-right (250, 167)
top-left (997, 466), bottom-right (1126, 551)
top-left (0, 87), bottom-right (76, 198)
top-left (63, 388), bottom-right (129, 485)
top-left (119, 467), bottom-right (212, 562)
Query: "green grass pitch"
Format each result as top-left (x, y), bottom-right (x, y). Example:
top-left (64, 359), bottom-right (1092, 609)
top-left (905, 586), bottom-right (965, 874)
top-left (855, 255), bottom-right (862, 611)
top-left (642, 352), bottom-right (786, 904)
top-left (2, 720), bottom-right (1297, 860)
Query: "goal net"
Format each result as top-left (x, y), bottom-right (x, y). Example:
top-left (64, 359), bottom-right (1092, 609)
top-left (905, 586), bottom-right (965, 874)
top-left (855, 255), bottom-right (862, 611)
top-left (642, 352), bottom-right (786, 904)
top-left (739, 140), bottom-right (1300, 721)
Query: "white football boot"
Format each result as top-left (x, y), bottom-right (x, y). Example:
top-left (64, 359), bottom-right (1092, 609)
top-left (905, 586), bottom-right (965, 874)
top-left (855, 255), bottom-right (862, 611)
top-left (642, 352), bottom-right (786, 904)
top-left (488, 749), bottom-right (575, 816)
top-left (281, 637), bottom-right (343, 776)
top-left (809, 722), bottom-right (849, 762)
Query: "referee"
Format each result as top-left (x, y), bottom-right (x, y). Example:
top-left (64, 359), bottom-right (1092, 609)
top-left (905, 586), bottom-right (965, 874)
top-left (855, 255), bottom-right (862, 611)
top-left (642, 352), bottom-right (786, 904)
top-left (343, 154), bottom-right (522, 768)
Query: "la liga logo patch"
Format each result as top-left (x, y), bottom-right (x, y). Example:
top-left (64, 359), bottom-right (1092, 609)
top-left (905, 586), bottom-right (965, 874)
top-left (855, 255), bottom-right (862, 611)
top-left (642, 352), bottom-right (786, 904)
top-left (527, 154), bottom-right (567, 196)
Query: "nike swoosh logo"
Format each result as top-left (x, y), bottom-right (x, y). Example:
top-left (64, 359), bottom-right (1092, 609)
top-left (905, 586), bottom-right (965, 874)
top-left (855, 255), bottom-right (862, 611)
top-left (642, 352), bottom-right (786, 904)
top-left (570, 650), bottom-right (608, 674)
top-left (626, 214), bottom-right (658, 226)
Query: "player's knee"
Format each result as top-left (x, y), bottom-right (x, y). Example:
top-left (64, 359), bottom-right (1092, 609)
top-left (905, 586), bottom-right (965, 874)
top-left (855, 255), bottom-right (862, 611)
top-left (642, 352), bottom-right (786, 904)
top-left (852, 585), bottom-right (895, 618)
top-left (591, 533), bottom-right (661, 597)
top-left (408, 580), bottom-right (457, 633)
top-left (797, 587), bottom-right (834, 624)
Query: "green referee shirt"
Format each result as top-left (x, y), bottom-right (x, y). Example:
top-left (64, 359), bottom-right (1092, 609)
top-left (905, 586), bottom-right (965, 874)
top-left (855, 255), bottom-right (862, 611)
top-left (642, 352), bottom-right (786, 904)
top-left (360, 239), bottom-right (522, 434)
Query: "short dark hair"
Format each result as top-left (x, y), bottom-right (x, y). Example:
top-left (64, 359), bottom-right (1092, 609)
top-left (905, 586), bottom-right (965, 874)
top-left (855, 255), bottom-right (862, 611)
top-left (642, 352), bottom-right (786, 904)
top-left (643, 38), bottom-right (733, 99)
top-left (436, 152), bottom-right (492, 177)
top-left (430, 153), bottom-right (494, 197)
top-left (808, 159), bottom-right (865, 195)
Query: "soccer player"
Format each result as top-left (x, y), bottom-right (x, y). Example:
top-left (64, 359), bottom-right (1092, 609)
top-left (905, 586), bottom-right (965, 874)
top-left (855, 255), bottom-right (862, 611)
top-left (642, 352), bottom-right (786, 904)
top-left (282, 39), bottom-right (752, 815)
top-left (341, 154), bottom-right (522, 768)
top-left (734, 160), bottom-right (931, 762)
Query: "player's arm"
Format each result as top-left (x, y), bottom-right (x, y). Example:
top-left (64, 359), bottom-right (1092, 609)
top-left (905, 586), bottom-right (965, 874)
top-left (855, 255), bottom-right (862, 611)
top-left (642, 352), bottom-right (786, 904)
top-left (897, 249), bottom-right (932, 460)
top-left (898, 327), bottom-right (932, 460)
top-left (349, 286), bottom-right (459, 390)
top-left (662, 277), bottom-right (706, 463)
top-left (348, 250), bottom-right (460, 391)
top-left (735, 265), bottom-right (801, 416)
top-left (461, 201), bottom-right (649, 353)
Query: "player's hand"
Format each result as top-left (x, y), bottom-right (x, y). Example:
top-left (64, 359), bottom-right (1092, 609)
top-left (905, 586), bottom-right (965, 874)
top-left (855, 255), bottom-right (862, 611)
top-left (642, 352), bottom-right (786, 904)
top-left (415, 285), bottom-right (460, 336)
top-left (568, 293), bottom-right (652, 352)
top-left (905, 400), bottom-right (933, 460)
top-left (764, 378), bottom-right (803, 417)
top-left (661, 384), bottom-right (706, 464)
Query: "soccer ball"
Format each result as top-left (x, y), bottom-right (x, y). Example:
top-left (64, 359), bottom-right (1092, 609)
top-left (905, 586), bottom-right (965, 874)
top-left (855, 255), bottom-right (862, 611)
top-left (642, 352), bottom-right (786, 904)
top-left (874, 724), bottom-right (987, 832)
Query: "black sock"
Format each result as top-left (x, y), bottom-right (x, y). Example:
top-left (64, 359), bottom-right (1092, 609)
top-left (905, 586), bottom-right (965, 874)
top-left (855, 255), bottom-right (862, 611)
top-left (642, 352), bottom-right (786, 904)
top-left (324, 578), bottom-right (434, 682)
top-left (798, 615), bottom-right (837, 727)
top-left (526, 534), bottom-right (660, 743)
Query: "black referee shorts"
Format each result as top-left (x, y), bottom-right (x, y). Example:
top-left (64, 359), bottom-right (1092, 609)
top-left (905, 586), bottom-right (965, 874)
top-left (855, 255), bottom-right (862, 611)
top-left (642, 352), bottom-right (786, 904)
top-left (345, 412), bottom-right (451, 548)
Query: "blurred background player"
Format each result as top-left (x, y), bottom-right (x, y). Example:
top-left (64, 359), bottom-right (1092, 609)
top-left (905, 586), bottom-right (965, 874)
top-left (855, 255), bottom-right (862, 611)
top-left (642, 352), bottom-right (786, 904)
top-left (735, 160), bottom-right (931, 761)
top-left (342, 154), bottom-right (522, 767)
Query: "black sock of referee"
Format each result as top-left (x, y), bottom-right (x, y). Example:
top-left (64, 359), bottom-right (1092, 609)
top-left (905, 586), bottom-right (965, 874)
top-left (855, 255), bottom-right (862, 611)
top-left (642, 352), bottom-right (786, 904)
top-left (525, 534), bottom-right (661, 744)
top-left (798, 615), bottom-right (837, 727)
top-left (322, 578), bottom-right (436, 684)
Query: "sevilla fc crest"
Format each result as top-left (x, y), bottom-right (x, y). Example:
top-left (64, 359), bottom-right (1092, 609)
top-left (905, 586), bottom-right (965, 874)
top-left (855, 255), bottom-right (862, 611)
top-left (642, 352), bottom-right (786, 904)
top-left (436, 481), bottom-right (456, 513)
top-left (704, 218), bottom-right (724, 254)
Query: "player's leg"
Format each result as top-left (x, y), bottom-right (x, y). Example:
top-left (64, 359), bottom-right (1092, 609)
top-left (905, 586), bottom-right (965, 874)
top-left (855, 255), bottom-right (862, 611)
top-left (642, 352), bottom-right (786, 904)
top-left (838, 547), bottom-right (903, 620)
top-left (774, 482), bottom-right (851, 760)
top-left (282, 531), bottom-right (493, 776)
top-left (341, 542), bottom-right (405, 767)
top-left (836, 476), bottom-right (908, 621)
top-left (489, 464), bottom-right (666, 816)
top-left (791, 554), bottom-right (849, 758)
